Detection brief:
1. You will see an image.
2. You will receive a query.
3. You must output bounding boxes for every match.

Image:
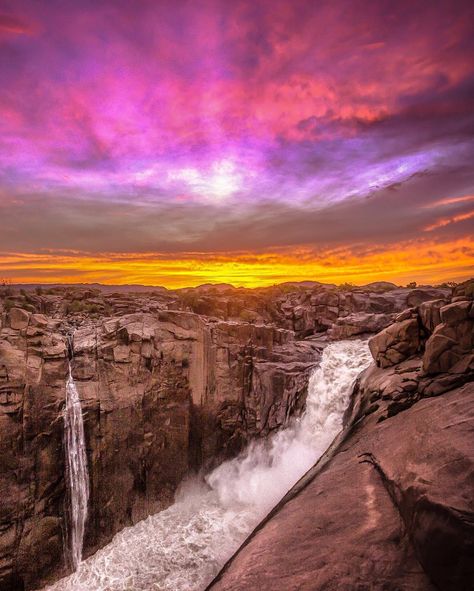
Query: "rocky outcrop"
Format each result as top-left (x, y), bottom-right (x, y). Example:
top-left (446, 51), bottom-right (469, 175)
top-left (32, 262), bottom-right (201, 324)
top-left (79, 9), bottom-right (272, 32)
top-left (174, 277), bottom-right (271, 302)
top-left (188, 284), bottom-right (451, 338)
top-left (207, 292), bottom-right (474, 591)
top-left (0, 306), bottom-right (319, 590)
top-left (368, 298), bottom-right (474, 386)
top-left (208, 383), bottom-right (473, 591)
top-left (0, 280), bottom-right (464, 590)
top-left (423, 300), bottom-right (474, 375)
top-left (271, 285), bottom-right (450, 337)
top-left (1, 282), bottom-right (452, 339)
top-left (328, 312), bottom-right (394, 340)
top-left (368, 312), bottom-right (421, 368)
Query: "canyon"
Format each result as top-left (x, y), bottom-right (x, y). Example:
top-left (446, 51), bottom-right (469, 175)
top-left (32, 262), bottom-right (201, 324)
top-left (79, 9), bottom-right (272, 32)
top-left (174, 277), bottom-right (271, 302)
top-left (207, 281), bottom-right (474, 591)
top-left (0, 279), bottom-right (472, 590)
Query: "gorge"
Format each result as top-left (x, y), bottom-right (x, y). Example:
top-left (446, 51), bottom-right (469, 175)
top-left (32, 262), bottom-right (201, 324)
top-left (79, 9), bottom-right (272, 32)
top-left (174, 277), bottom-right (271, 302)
top-left (2, 1), bottom-right (474, 589)
top-left (0, 279), bottom-right (473, 590)
top-left (46, 339), bottom-right (372, 591)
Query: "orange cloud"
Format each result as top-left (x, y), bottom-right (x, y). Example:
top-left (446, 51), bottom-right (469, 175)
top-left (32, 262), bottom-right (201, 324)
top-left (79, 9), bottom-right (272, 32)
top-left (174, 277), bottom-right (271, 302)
top-left (428, 194), bottom-right (474, 207)
top-left (424, 210), bottom-right (474, 231)
top-left (1, 238), bottom-right (473, 288)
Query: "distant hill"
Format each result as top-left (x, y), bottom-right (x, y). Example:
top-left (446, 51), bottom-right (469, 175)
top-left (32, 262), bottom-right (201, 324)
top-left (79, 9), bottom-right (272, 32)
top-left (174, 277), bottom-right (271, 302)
top-left (6, 279), bottom-right (455, 295)
top-left (360, 281), bottom-right (399, 292)
top-left (177, 283), bottom-right (237, 293)
top-left (9, 282), bottom-right (169, 294)
top-left (278, 281), bottom-right (337, 289)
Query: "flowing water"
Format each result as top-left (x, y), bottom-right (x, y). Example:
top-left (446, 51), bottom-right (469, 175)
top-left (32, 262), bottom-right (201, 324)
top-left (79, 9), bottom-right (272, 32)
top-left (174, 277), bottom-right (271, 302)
top-left (47, 339), bottom-right (371, 591)
top-left (64, 364), bottom-right (90, 570)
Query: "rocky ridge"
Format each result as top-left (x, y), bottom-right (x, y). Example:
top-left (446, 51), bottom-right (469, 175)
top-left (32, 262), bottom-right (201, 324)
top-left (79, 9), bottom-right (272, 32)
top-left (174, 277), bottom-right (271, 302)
top-left (0, 279), bottom-right (467, 590)
top-left (207, 282), bottom-right (474, 590)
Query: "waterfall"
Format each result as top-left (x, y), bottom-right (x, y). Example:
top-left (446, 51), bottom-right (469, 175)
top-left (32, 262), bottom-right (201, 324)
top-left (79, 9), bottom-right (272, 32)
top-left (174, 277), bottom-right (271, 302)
top-left (64, 337), bottom-right (90, 571)
top-left (46, 339), bottom-right (371, 591)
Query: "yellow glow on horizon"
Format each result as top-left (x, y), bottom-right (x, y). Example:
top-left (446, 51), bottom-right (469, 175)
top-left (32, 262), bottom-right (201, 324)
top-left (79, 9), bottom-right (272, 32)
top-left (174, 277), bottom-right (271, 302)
top-left (1, 238), bottom-right (473, 288)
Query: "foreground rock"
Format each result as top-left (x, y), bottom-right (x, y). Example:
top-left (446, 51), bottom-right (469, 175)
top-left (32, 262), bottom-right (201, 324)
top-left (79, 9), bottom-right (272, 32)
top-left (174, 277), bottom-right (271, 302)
top-left (207, 293), bottom-right (474, 591)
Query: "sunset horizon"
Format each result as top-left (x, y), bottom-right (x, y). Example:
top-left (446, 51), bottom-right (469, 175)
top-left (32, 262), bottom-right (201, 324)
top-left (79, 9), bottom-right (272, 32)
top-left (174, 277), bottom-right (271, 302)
top-left (1, 3), bottom-right (474, 589)
top-left (2, 261), bottom-right (473, 291)
top-left (1, 0), bottom-right (473, 287)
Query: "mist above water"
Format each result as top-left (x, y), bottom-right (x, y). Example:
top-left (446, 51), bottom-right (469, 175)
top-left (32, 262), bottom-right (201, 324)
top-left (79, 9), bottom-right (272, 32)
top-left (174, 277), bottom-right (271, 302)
top-left (47, 339), bottom-right (371, 591)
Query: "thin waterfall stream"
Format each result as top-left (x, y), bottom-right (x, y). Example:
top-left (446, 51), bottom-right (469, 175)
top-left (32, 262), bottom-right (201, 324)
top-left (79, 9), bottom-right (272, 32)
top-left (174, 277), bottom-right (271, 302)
top-left (47, 339), bottom-right (371, 591)
top-left (64, 335), bottom-right (90, 571)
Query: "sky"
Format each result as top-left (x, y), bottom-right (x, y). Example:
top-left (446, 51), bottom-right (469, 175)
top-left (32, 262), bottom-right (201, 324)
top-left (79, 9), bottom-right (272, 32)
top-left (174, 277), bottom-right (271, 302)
top-left (0, 0), bottom-right (473, 288)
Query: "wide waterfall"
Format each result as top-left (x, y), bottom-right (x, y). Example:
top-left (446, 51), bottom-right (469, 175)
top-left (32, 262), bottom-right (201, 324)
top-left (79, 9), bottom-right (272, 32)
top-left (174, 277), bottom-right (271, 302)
top-left (47, 339), bottom-right (371, 591)
top-left (64, 341), bottom-right (90, 571)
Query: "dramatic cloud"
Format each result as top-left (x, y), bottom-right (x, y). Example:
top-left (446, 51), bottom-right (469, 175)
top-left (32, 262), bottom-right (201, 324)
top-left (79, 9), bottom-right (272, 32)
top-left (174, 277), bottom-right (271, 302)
top-left (0, 0), bottom-right (473, 286)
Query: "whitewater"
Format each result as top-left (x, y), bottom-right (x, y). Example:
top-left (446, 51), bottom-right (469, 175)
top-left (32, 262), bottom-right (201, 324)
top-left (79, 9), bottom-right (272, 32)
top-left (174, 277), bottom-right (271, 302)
top-left (46, 339), bottom-right (371, 591)
top-left (64, 356), bottom-right (90, 570)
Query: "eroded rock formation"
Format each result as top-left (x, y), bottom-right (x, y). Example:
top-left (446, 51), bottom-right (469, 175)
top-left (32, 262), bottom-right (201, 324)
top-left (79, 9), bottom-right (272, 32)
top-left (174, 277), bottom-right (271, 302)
top-left (207, 287), bottom-right (474, 591)
top-left (0, 303), bottom-right (318, 590)
top-left (0, 280), bottom-right (466, 590)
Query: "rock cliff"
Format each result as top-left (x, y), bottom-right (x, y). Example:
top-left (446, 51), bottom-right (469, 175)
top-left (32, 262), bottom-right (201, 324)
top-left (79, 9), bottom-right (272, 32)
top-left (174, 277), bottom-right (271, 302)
top-left (207, 286), bottom-right (474, 591)
top-left (0, 303), bottom-right (318, 590)
top-left (0, 280), bottom-right (462, 590)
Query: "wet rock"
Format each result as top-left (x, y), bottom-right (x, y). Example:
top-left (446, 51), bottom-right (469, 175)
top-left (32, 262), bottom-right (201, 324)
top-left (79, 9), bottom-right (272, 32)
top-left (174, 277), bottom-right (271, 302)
top-left (17, 517), bottom-right (63, 589)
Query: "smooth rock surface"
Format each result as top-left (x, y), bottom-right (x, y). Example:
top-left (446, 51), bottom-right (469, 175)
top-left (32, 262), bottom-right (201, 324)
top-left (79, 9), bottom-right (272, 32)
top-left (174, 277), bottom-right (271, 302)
top-left (208, 384), bottom-right (473, 591)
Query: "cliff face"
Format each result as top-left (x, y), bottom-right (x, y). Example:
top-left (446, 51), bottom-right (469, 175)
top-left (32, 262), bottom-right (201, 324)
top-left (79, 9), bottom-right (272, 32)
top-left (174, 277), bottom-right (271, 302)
top-left (0, 311), bottom-right (68, 591)
top-left (0, 306), bottom-right (318, 590)
top-left (207, 291), bottom-right (474, 591)
top-left (0, 281), bottom-right (461, 590)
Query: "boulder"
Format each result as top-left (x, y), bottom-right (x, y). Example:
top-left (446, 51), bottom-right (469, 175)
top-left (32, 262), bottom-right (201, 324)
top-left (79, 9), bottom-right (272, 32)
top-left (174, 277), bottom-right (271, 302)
top-left (328, 312), bottom-right (393, 339)
top-left (8, 307), bottom-right (30, 330)
top-left (418, 299), bottom-right (447, 333)
top-left (369, 318), bottom-right (421, 368)
top-left (440, 300), bottom-right (471, 325)
top-left (407, 288), bottom-right (450, 307)
top-left (423, 301), bottom-right (474, 375)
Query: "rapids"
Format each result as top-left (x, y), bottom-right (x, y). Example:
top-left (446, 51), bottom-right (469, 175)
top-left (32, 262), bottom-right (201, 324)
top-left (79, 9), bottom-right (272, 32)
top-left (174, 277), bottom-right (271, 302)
top-left (47, 339), bottom-right (371, 591)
